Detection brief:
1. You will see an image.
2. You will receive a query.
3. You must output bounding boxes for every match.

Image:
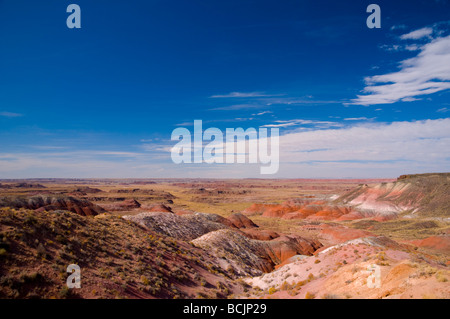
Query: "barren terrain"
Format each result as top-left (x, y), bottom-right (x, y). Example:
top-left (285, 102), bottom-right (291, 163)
top-left (0, 174), bottom-right (449, 299)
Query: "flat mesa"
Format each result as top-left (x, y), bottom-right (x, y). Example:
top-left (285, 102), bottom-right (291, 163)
top-left (183, 303), bottom-right (217, 316)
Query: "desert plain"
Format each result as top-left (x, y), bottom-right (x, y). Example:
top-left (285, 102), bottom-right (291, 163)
top-left (0, 173), bottom-right (449, 299)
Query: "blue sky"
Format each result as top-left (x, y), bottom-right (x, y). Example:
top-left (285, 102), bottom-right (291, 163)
top-left (0, 0), bottom-right (449, 178)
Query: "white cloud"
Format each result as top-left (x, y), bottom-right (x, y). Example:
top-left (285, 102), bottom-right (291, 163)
top-left (0, 111), bottom-right (22, 117)
top-left (210, 96), bottom-right (342, 111)
top-left (351, 33), bottom-right (450, 105)
top-left (261, 97), bottom-right (342, 105)
top-left (175, 121), bottom-right (195, 126)
top-left (379, 44), bottom-right (402, 52)
top-left (261, 119), bottom-right (341, 129)
top-left (405, 44), bottom-right (420, 51)
top-left (210, 92), bottom-right (282, 98)
top-left (209, 104), bottom-right (264, 111)
top-left (253, 111), bottom-right (273, 116)
top-left (29, 145), bottom-right (68, 150)
top-left (343, 117), bottom-right (370, 121)
top-left (0, 149), bottom-right (170, 178)
top-left (379, 43), bottom-right (423, 53)
top-left (1, 119), bottom-right (449, 179)
top-left (276, 118), bottom-right (450, 177)
top-left (390, 24), bottom-right (407, 31)
top-left (400, 27), bottom-right (433, 40)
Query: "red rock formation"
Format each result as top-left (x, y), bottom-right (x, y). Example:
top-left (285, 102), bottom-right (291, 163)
top-left (242, 203), bottom-right (275, 216)
top-left (240, 228), bottom-right (280, 240)
top-left (227, 213), bottom-right (258, 229)
top-left (98, 199), bottom-right (141, 211)
top-left (263, 234), bottom-right (323, 265)
top-left (318, 224), bottom-right (374, 246)
top-left (174, 209), bottom-right (195, 216)
top-left (0, 195), bottom-right (105, 217)
top-left (191, 229), bottom-right (322, 275)
top-left (306, 206), bottom-right (352, 220)
top-left (0, 183), bottom-right (46, 189)
top-left (261, 204), bottom-right (300, 218)
top-left (73, 187), bottom-right (102, 194)
top-left (246, 200), bottom-right (355, 221)
top-left (410, 236), bottom-right (450, 253)
top-left (121, 199), bottom-right (141, 208)
top-left (143, 203), bottom-right (174, 213)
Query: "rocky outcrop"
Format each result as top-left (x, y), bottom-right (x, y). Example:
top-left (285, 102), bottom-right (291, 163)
top-left (0, 183), bottom-right (46, 189)
top-left (0, 195), bottom-right (105, 216)
top-left (191, 229), bottom-right (322, 276)
top-left (227, 213), bottom-right (258, 229)
top-left (141, 203), bottom-right (174, 213)
top-left (124, 211), bottom-right (322, 276)
top-left (191, 229), bottom-right (274, 275)
top-left (123, 212), bottom-right (229, 241)
top-left (71, 186), bottom-right (103, 194)
top-left (335, 173), bottom-right (450, 218)
top-left (318, 224), bottom-right (375, 246)
top-left (243, 201), bottom-right (357, 221)
top-left (240, 228), bottom-right (280, 241)
top-left (335, 182), bottom-right (413, 215)
top-left (263, 234), bottom-right (323, 265)
top-left (243, 203), bottom-right (298, 217)
top-left (410, 236), bottom-right (450, 253)
top-left (242, 174), bottom-right (450, 223)
top-left (99, 199), bottom-right (141, 211)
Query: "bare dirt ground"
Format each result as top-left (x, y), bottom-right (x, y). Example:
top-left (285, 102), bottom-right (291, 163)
top-left (0, 175), bottom-right (448, 299)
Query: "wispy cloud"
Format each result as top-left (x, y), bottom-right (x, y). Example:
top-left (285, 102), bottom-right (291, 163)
top-left (209, 91), bottom-right (343, 111)
top-left (0, 149), bottom-right (166, 178)
top-left (209, 104), bottom-right (264, 111)
top-left (351, 24), bottom-right (450, 106)
top-left (28, 145), bottom-right (68, 150)
top-left (210, 92), bottom-right (283, 98)
top-left (379, 44), bottom-right (420, 52)
top-left (343, 117), bottom-right (372, 121)
top-left (263, 97), bottom-right (342, 106)
top-left (2, 118), bottom-right (448, 178)
top-left (175, 117), bottom-right (256, 126)
top-left (277, 118), bottom-right (450, 177)
top-left (175, 121), bottom-right (195, 126)
top-left (0, 111), bottom-right (23, 118)
top-left (437, 107), bottom-right (449, 113)
top-left (400, 27), bottom-right (433, 40)
top-left (252, 111), bottom-right (273, 116)
top-left (390, 24), bottom-right (407, 31)
top-left (261, 119), bottom-right (342, 129)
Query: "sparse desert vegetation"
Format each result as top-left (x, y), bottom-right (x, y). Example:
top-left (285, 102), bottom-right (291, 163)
top-left (0, 174), bottom-right (449, 299)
